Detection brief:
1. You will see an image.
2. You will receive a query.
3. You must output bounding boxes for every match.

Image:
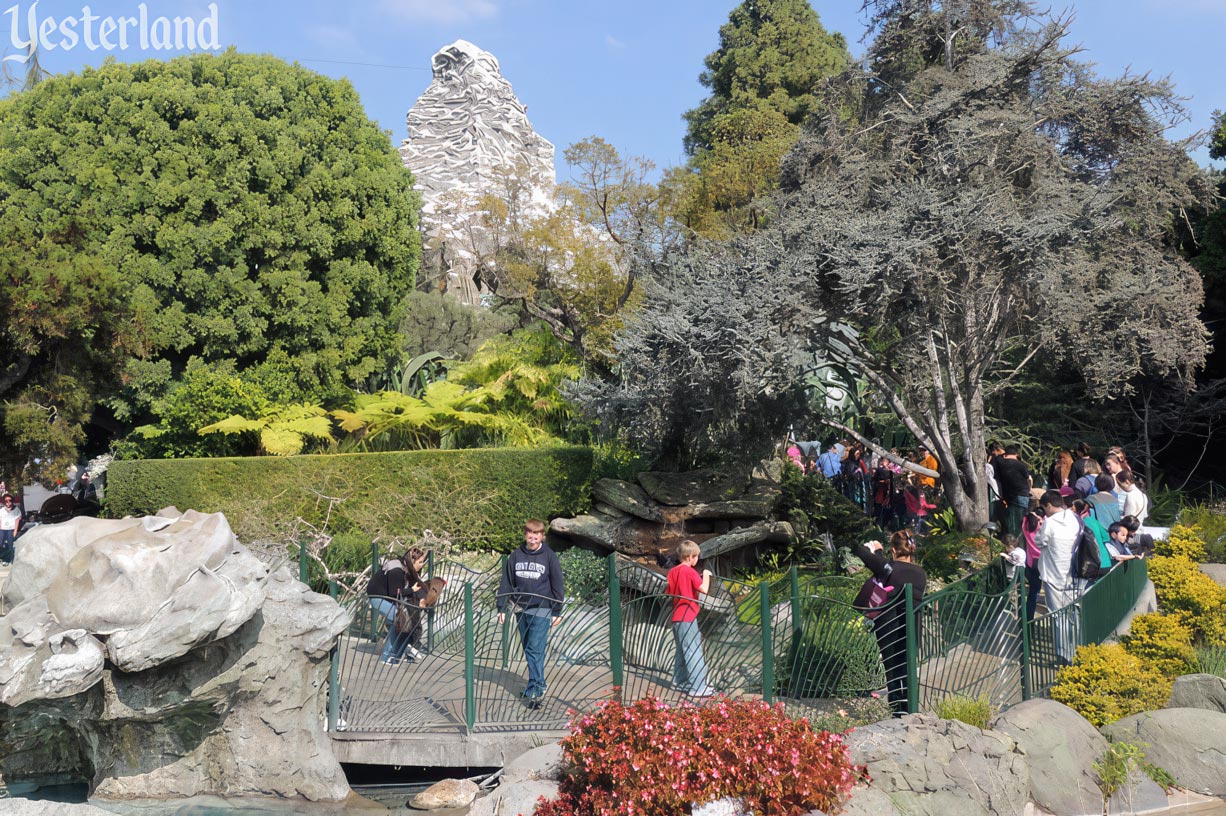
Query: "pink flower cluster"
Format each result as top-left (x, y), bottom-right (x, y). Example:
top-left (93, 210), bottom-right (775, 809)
top-left (533, 696), bottom-right (861, 816)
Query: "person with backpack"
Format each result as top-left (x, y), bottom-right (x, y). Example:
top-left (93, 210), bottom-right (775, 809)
top-left (853, 530), bottom-right (926, 716)
top-left (1072, 498), bottom-right (1113, 588)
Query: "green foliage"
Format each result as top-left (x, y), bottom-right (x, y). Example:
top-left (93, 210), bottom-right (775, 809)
top-left (783, 601), bottom-right (883, 698)
top-left (199, 403), bottom-right (334, 456)
top-left (394, 290), bottom-right (515, 362)
top-left (0, 50), bottom-right (420, 471)
top-left (683, 0), bottom-right (848, 155)
top-left (1121, 613), bottom-right (1196, 679)
top-left (105, 447), bottom-right (594, 551)
top-left (1050, 643), bottom-right (1172, 727)
top-left (932, 695), bottom-right (992, 730)
top-left (776, 466), bottom-right (879, 552)
top-left (1094, 742), bottom-right (1178, 799)
top-left (559, 548), bottom-right (609, 605)
top-left (1193, 645), bottom-right (1226, 678)
top-left (805, 696), bottom-right (893, 733)
top-left (677, 0), bottom-right (849, 237)
top-left (1178, 503), bottom-right (1226, 563)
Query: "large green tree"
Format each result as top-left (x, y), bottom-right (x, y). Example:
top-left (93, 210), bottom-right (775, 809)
top-left (587, 1), bottom-right (1212, 530)
top-left (0, 50), bottom-right (420, 475)
top-left (672, 0), bottom-right (850, 236)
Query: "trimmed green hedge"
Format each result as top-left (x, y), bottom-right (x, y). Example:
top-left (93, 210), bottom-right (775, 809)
top-left (106, 447), bottom-right (594, 551)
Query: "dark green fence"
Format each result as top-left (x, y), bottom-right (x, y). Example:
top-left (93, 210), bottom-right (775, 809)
top-left (327, 554), bottom-right (1150, 734)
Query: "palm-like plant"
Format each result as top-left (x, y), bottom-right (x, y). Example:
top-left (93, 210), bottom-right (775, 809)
top-left (197, 403), bottom-right (334, 456)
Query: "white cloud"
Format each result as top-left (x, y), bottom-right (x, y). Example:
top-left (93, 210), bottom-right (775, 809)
top-left (605, 35), bottom-right (625, 50)
top-left (377, 0), bottom-right (499, 25)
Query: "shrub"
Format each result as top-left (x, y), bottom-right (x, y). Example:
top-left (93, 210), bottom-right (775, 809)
top-left (1121, 613), bottom-right (1195, 678)
top-left (1094, 742), bottom-right (1178, 799)
top-left (559, 548), bottom-right (609, 605)
top-left (1177, 503), bottom-right (1226, 563)
top-left (777, 468), bottom-right (880, 553)
top-left (1147, 554), bottom-right (1226, 645)
top-left (1155, 524), bottom-right (1207, 562)
top-left (534, 697), bottom-right (859, 816)
top-left (933, 694), bottom-right (992, 730)
top-left (106, 447), bottom-right (594, 551)
top-left (1049, 643), bottom-right (1171, 727)
top-left (783, 601), bottom-right (884, 698)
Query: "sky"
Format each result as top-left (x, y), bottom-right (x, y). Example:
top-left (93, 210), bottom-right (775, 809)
top-left (5, 0), bottom-right (1224, 181)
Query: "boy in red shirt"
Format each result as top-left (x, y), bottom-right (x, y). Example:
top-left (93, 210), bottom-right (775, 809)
top-left (667, 539), bottom-right (715, 697)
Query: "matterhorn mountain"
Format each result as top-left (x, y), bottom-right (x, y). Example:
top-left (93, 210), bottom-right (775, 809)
top-left (400, 40), bottom-right (556, 304)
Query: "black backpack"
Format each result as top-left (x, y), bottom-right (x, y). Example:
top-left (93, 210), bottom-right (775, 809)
top-left (1072, 518), bottom-right (1109, 581)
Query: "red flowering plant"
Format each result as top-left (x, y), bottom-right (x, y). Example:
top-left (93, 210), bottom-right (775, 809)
top-left (534, 696), bottom-right (859, 816)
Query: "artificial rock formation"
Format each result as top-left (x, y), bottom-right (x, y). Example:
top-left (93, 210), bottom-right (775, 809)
top-left (400, 39), bottom-right (555, 304)
top-left (550, 466), bottom-right (790, 571)
top-left (0, 511), bottom-right (350, 803)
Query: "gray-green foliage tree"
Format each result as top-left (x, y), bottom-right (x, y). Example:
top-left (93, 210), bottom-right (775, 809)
top-left (0, 50), bottom-right (420, 475)
top-left (587, 0), bottom-right (1213, 529)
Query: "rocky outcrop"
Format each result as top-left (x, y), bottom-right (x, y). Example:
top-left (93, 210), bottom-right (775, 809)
top-left (989, 699), bottom-right (1109, 816)
top-left (550, 470), bottom-right (786, 570)
top-left (1102, 708), bottom-right (1226, 796)
top-left (0, 511), bottom-right (350, 803)
top-left (399, 40), bottom-right (555, 304)
top-left (411, 778), bottom-right (479, 810)
top-left (1167, 673), bottom-right (1226, 713)
top-left (845, 714), bottom-right (1029, 816)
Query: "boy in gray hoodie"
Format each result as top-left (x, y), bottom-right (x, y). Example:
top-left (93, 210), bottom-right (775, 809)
top-left (497, 519), bottom-right (564, 700)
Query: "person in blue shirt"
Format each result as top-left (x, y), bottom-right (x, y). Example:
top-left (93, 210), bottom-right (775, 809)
top-left (818, 444), bottom-right (842, 479)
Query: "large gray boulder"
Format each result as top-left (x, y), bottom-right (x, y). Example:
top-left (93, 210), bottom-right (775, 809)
top-left (845, 714), bottom-right (1028, 816)
top-left (1167, 673), bottom-right (1226, 713)
top-left (502, 741), bottom-right (564, 784)
top-left (468, 780), bottom-right (560, 816)
top-left (989, 698), bottom-right (1108, 816)
top-left (1102, 708), bottom-right (1226, 796)
top-left (839, 784), bottom-right (902, 816)
top-left (0, 512), bottom-right (351, 803)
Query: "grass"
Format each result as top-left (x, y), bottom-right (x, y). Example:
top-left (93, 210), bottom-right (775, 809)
top-left (932, 694), bottom-right (991, 729)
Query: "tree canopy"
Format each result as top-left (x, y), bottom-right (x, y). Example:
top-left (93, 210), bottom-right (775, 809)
top-left (586, 0), bottom-right (1213, 528)
top-left (672, 0), bottom-right (850, 237)
top-left (0, 50), bottom-right (420, 476)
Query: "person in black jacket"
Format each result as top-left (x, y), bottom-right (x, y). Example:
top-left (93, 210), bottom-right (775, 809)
top-left (497, 519), bottom-right (564, 701)
top-left (367, 550), bottom-right (408, 665)
top-left (854, 530), bottom-right (927, 716)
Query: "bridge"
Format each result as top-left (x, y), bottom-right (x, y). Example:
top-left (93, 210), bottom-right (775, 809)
top-left (319, 553), bottom-right (1152, 767)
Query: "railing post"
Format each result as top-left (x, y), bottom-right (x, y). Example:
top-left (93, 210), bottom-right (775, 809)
top-left (298, 540), bottom-right (309, 585)
top-left (905, 584), bottom-right (918, 714)
top-left (608, 553), bottom-right (623, 692)
top-left (789, 565), bottom-right (801, 642)
top-left (369, 542), bottom-right (380, 642)
top-left (464, 582), bottom-right (475, 732)
top-left (327, 579), bottom-right (340, 732)
top-left (425, 548), bottom-right (436, 651)
top-left (759, 581), bottom-right (774, 703)
top-left (1019, 568), bottom-right (1031, 701)
top-left (499, 555), bottom-right (510, 670)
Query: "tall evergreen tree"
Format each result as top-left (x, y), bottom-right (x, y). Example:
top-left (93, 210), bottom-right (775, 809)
top-left (671, 0), bottom-right (850, 237)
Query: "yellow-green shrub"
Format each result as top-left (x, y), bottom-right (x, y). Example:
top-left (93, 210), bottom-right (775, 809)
top-left (1050, 643), bottom-right (1171, 727)
top-left (1122, 613), bottom-right (1196, 678)
top-left (933, 694), bottom-right (992, 729)
top-left (1155, 525), bottom-right (1207, 562)
top-left (1147, 555), bottom-right (1226, 645)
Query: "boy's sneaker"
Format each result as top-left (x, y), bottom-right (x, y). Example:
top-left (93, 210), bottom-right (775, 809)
top-left (405, 645), bottom-right (424, 661)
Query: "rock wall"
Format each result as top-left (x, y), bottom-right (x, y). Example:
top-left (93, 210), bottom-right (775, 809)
top-left (0, 511), bottom-right (350, 803)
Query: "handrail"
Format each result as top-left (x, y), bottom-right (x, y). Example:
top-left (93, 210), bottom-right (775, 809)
top-left (326, 550), bottom-right (1150, 733)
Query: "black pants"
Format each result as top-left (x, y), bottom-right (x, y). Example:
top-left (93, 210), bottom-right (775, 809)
top-left (874, 611), bottom-right (911, 715)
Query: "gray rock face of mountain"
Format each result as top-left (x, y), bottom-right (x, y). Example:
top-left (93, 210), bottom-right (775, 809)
top-left (399, 39), bottom-right (555, 302)
top-left (0, 511), bottom-right (350, 803)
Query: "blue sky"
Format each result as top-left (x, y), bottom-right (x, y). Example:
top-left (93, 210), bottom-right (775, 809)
top-left (6, 0), bottom-right (1224, 179)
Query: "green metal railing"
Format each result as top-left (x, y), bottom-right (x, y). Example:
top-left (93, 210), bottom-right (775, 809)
top-left (326, 552), bottom-right (1150, 734)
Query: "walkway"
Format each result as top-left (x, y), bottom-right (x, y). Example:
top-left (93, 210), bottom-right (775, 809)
top-left (325, 555), bottom-right (1151, 766)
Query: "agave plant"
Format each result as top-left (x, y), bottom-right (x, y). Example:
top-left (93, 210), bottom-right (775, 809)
top-left (197, 403), bottom-right (334, 456)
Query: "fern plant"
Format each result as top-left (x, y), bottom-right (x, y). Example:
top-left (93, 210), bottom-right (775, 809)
top-left (197, 403), bottom-right (334, 456)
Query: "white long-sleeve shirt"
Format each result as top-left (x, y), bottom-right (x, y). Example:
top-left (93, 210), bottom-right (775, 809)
top-left (1037, 508), bottom-right (1079, 588)
top-left (1120, 486), bottom-right (1148, 523)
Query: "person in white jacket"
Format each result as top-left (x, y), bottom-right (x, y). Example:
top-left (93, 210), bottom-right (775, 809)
top-left (1116, 471), bottom-right (1148, 524)
top-left (1036, 490), bottom-right (1081, 662)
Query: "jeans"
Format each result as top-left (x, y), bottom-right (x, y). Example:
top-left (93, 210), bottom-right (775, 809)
top-left (671, 620), bottom-right (712, 695)
top-left (1024, 564), bottom-right (1042, 622)
top-left (516, 611), bottom-right (552, 696)
top-left (0, 529), bottom-right (14, 563)
top-left (1004, 495), bottom-right (1029, 537)
top-left (370, 598), bottom-right (410, 663)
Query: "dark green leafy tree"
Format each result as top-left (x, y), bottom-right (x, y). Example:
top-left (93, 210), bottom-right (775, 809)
top-left (0, 50), bottom-right (420, 475)
top-left (672, 0), bottom-right (850, 236)
top-left (587, 0), bottom-right (1212, 529)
